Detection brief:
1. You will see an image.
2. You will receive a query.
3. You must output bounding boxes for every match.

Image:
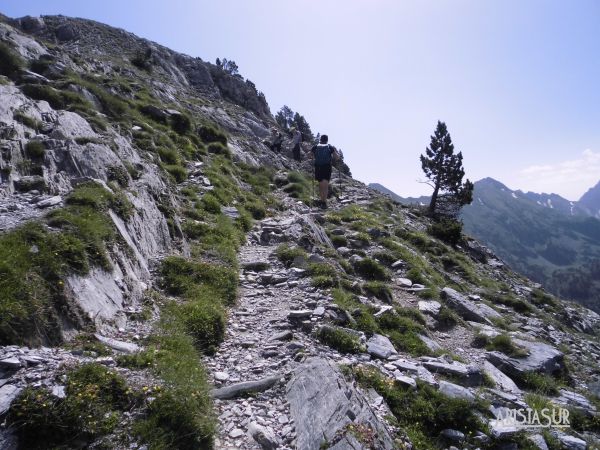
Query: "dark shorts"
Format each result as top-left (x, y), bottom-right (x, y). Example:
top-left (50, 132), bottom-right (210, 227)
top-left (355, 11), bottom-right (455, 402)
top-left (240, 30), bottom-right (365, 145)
top-left (315, 164), bottom-right (332, 182)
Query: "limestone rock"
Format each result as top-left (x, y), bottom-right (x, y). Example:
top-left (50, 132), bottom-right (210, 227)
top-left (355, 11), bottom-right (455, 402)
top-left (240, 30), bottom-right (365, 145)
top-left (94, 334), bottom-right (140, 354)
top-left (366, 334), bottom-right (397, 359)
top-left (0, 384), bottom-right (22, 415)
top-left (482, 361), bottom-right (521, 394)
top-left (422, 359), bottom-right (483, 387)
top-left (486, 339), bottom-right (564, 377)
top-left (441, 287), bottom-right (501, 324)
top-left (438, 380), bottom-right (475, 402)
top-left (212, 374), bottom-right (282, 400)
top-left (418, 300), bottom-right (441, 316)
top-left (248, 422), bottom-right (280, 449)
top-left (287, 358), bottom-right (395, 450)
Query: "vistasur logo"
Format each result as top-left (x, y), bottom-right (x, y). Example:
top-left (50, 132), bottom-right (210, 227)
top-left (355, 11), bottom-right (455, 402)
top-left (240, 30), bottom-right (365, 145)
top-left (491, 406), bottom-right (570, 430)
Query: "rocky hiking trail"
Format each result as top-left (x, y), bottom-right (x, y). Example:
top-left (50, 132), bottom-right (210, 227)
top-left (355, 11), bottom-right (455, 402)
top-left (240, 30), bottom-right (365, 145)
top-left (206, 196), bottom-right (398, 449)
top-left (204, 186), bottom-right (600, 450)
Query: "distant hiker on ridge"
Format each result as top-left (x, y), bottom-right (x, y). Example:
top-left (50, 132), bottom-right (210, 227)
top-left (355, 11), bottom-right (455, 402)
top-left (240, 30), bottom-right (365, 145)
top-left (311, 134), bottom-right (339, 209)
top-left (291, 127), bottom-right (303, 161)
top-left (266, 128), bottom-right (283, 153)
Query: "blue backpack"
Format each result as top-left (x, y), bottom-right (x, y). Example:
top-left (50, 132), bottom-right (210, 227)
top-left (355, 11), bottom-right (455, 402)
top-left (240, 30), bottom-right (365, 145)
top-left (314, 144), bottom-right (332, 165)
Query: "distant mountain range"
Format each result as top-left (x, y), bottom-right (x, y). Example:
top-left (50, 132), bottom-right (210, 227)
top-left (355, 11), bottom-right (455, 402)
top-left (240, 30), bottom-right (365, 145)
top-left (369, 178), bottom-right (600, 311)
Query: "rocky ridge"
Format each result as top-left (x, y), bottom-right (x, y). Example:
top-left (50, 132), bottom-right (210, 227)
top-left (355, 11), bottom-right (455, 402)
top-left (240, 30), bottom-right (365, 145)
top-left (0, 12), bottom-right (599, 450)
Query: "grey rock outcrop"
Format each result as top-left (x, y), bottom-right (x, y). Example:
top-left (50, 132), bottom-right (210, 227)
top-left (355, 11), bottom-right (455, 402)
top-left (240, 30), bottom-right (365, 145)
top-left (287, 358), bottom-right (395, 450)
top-left (441, 287), bottom-right (501, 324)
top-left (486, 339), bottom-right (564, 377)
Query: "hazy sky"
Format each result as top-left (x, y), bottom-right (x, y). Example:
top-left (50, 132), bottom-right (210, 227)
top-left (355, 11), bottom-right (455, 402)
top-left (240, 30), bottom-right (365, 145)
top-left (3, 1), bottom-right (600, 200)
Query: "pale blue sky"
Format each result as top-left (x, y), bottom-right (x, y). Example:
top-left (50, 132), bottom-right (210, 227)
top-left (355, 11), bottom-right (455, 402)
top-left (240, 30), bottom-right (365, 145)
top-left (3, 1), bottom-right (600, 200)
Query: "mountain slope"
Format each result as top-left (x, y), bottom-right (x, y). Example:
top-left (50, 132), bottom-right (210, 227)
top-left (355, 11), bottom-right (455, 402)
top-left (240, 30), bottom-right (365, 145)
top-left (579, 180), bottom-right (600, 218)
top-left (462, 178), bottom-right (600, 312)
top-left (1, 13), bottom-right (600, 450)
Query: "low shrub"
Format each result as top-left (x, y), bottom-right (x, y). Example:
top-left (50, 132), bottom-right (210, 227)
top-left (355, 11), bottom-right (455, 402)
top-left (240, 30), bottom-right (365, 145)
top-left (170, 112), bottom-right (192, 135)
top-left (25, 140), bottom-right (45, 158)
top-left (436, 305), bottom-right (459, 329)
top-left (14, 111), bottom-right (41, 130)
top-left (427, 217), bottom-right (463, 246)
top-left (354, 366), bottom-right (485, 448)
top-left (354, 258), bottom-right (389, 281)
top-left (197, 123), bottom-right (227, 145)
top-left (244, 199), bottom-right (266, 220)
top-left (8, 364), bottom-right (136, 449)
top-left (377, 312), bottom-right (429, 356)
top-left (201, 193), bottom-right (222, 214)
top-left (275, 244), bottom-right (307, 266)
top-left (164, 164), bottom-right (187, 183)
top-left (330, 234), bottom-right (347, 248)
top-left (317, 326), bottom-right (362, 353)
top-left (207, 142), bottom-right (231, 158)
top-left (133, 326), bottom-right (215, 448)
top-left (106, 165), bottom-right (130, 187)
top-left (530, 288), bottom-right (558, 308)
top-left (363, 281), bottom-right (393, 303)
top-left (21, 83), bottom-right (91, 111)
top-left (473, 332), bottom-right (528, 358)
top-left (311, 275), bottom-right (338, 289)
top-left (160, 256), bottom-right (237, 305)
top-left (158, 146), bottom-right (180, 165)
top-left (519, 372), bottom-right (559, 396)
top-left (176, 297), bottom-right (226, 355)
top-left (0, 41), bottom-right (23, 80)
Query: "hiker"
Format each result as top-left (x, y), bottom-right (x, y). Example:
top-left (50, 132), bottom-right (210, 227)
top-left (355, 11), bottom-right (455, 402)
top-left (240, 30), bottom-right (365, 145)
top-left (291, 127), bottom-right (302, 161)
top-left (267, 128), bottom-right (284, 153)
top-left (311, 134), bottom-right (338, 209)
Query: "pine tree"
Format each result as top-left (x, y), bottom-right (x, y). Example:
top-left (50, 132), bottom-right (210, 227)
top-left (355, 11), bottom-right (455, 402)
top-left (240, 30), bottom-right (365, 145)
top-left (292, 112), bottom-right (314, 143)
top-left (420, 121), bottom-right (473, 216)
top-left (275, 105), bottom-right (294, 130)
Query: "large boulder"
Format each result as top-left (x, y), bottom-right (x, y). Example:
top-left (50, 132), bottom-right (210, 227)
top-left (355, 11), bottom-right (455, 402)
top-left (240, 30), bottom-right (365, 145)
top-left (366, 334), bottom-right (397, 360)
top-left (481, 361), bottom-right (521, 394)
top-left (441, 287), bottom-right (501, 324)
top-left (486, 339), bottom-right (564, 378)
top-left (287, 358), bottom-right (395, 450)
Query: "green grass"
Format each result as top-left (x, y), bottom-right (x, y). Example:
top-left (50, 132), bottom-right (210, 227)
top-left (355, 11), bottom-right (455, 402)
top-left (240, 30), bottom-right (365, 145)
top-left (353, 366), bottom-right (486, 449)
top-left (25, 140), bottom-right (45, 158)
top-left (473, 332), bottom-right (529, 358)
top-left (21, 83), bottom-right (92, 111)
top-left (160, 256), bottom-right (237, 305)
top-left (436, 305), bottom-right (459, 329)
top-left (0, 181), bottom-right (126, 345)
top-left (317, 326), bottom-right (363, 353)
top-left (377, 310), bottom-right (429, 356)
top-left (282, 171), bottom-right (312, 204)
top-left (483, 291), bottom-right (533, 314)
top-left (275, 244), bottom-right (307, 266)
top-left (330, 234), bottom-right (348, 248)
top-left (132, 320), bottom-right (215, 449)
top-left (0, 41), bottom-right (23, 80)
top-left (519, 372), bottom-right (560, 395)
top-left (353, 258), bottom-right (389, 281)
top-left (197, 123), bottom-right (227, 145)
top-left (207, 142), bottom-right (231, 158)
top-left (530, 288), bottom-right (558, 308)
top-left (363, 281), bottom-right (392, 302)
top-left (8, 363), bottom-right (138, 449)
top-left (14, 111), bottom-right (42, 130)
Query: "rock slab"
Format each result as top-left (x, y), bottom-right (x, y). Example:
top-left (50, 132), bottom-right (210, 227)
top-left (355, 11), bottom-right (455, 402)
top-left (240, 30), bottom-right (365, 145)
top-left (441, 287), bottom-right (501, 324)
top-left (287, 357), bottom-right (395, 450)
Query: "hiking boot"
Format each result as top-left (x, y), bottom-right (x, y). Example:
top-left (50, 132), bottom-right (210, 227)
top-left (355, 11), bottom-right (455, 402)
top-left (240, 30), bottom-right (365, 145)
top-left (320, 201), bottom-right (328, 210)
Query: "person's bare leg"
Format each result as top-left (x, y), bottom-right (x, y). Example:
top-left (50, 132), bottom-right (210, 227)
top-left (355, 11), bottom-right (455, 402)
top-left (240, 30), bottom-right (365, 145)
top-left (319, 180), bottom-right (328, 202)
